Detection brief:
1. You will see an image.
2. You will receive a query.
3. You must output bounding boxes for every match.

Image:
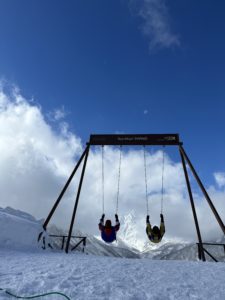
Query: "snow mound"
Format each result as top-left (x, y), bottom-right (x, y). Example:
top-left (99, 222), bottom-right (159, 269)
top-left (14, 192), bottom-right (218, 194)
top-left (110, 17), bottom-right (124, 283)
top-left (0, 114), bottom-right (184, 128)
top-left (0, 207), bottom-right (43, 251)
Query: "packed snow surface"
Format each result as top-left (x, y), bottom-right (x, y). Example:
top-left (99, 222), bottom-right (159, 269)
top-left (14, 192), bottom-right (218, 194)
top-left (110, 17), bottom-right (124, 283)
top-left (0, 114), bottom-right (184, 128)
top-left (1, 250), bottom-right (225, 300)
top-left (1, 207), bottom-right (225, 299)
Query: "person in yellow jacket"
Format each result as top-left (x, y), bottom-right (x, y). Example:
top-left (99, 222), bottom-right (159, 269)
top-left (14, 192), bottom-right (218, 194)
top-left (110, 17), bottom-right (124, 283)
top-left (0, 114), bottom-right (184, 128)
top-left (146, 214), bottom-right (165, 243)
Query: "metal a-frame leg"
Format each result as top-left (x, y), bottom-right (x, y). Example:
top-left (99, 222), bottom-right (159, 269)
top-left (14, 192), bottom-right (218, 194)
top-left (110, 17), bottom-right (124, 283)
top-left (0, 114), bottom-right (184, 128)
top-left (179, 147), bottom-right (206, 261)
top-left (38, 146), bottom-right (88, 241)
top-left (180, 145), bottom-right (225, 236)
top-left (65, 144), bottom-right (90, 253)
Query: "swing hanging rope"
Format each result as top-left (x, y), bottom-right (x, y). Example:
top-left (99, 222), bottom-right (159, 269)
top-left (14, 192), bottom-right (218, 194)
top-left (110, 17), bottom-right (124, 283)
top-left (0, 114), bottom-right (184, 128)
top-left (161, 146), bottom-right (165, 214)
top-left (116, 146), bottom-right (122, 214)
top-left (101, 145), bottom-right (105, 214)
top-left (143, 146), bottom-right (149, 216)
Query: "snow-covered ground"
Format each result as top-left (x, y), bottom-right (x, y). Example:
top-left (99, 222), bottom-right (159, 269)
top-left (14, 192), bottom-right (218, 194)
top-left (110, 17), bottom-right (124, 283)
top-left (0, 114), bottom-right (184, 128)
top-left (1, 207), bottom-right (225, 299)
top-left (1, 250), bottom-right (225, 300)
top-left (0, 250), bottom-right (225, 300)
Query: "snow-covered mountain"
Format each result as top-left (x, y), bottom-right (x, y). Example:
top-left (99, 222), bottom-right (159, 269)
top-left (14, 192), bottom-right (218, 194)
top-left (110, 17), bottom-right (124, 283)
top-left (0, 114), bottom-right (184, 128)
top-left (119, 210), bottom-right (144, 251)
top-left (48, 224), bottom-right (140, 258)
top-left (0, 207), bottom-right (224, 262)
top-left (0, 207), bottom-right (140, 258)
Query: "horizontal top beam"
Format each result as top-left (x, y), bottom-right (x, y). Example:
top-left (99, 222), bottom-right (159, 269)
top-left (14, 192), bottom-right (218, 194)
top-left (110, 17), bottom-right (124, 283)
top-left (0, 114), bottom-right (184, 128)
top-left (88, 134), bottom-right (182, 146)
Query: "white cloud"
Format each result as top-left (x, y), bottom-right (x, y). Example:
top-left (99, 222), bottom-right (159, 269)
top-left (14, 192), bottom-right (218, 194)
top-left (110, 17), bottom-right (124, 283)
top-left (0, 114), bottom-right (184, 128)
top-left (48, 106), bottom-right (67, 121)
top-left (0, 84), bottom-right (82, 222)
top-left (130, 0), bottom-right (180, 51)
top-left (0, 83), bottom-right (224, 246)
top-left (144, 109), bottom-right (148, 114)
top-left (214, 172), bottom-right (225, 188)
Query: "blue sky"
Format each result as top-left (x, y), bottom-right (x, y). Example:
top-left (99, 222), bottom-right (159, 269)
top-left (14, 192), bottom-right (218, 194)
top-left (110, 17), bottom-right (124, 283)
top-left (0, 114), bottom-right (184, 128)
top-left (0, 0), bottom-right (225, 186)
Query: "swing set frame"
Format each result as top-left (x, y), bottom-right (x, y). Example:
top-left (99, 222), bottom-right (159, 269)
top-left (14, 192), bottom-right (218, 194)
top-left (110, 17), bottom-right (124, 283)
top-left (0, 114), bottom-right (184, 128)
top-left (39, 134), bottom-right (225, 261)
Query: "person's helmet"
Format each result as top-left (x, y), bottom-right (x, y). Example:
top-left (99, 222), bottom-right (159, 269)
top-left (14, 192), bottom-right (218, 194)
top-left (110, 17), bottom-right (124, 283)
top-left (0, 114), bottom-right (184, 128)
top-left (105, 220), bottom-right (112, 227)
top-left (152, 226), bottom-right (160, 235)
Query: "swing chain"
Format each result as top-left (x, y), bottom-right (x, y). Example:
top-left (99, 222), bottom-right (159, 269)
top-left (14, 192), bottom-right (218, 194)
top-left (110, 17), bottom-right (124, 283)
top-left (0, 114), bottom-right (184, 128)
top-left (143, 146), bottom-right (149, 216)
top-left (161, 146), bottom-right (165, 214)
top-left (116, 146), bottom-right (122, 214)
top-left (101, 145), bottom-right (105, 214)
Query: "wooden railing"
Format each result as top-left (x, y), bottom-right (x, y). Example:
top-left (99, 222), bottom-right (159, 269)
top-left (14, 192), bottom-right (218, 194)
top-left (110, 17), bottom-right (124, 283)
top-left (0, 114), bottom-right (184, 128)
top-left (197, 242), bottom-right (225, 262)
top-left (49, 235), bottom-right (86, 252)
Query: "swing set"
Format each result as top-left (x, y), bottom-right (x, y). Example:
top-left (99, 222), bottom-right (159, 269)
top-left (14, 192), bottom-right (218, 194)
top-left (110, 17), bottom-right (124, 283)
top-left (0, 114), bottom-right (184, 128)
top-left (38, 134), bottom-right (225, 261)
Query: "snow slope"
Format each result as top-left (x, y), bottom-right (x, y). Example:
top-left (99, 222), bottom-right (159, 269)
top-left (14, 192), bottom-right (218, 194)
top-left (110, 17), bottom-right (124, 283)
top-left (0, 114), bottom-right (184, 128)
top-left (0, 250), bottom-right (225, 300)
top-left (0, 207), bottom-right (43, 251)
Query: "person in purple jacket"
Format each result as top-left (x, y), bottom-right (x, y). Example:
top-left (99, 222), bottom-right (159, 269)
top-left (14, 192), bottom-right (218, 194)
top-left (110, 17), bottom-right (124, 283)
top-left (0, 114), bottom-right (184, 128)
top-left (98, 214), bottom-right (120, 243)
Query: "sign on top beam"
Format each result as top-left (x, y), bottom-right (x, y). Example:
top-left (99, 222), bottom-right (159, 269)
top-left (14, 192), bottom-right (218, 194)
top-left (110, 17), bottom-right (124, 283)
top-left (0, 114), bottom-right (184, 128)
top-left (89, 134), bottom-right (181, 146)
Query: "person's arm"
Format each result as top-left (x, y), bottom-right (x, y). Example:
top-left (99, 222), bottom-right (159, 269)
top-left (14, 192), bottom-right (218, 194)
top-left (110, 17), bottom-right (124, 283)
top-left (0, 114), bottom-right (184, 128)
top-left (98, 214), bottom-right (105, 231)
top-left (114, 214), bottom-right (120, 231)
top-left (146, 215), bottom-right (152, 235)
top-left (160, 214), bottom-right (165, 236)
